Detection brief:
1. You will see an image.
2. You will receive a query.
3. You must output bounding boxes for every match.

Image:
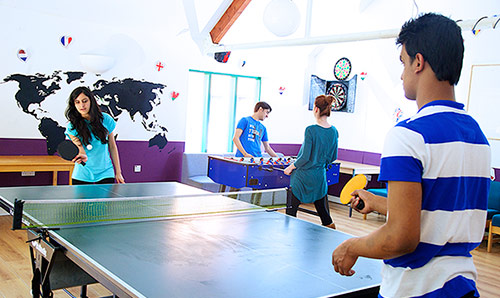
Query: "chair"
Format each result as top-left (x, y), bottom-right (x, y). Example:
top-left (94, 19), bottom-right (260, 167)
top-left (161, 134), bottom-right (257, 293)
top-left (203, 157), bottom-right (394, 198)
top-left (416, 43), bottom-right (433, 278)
top-left (367, 188), bottom-right (387, 198)
top-left (487, 214), bottom-right (500, 252)
top-left (487, 181), bottom-right (500, 252)
top-left (181, 153), bottom-right (221, 192)
top-left (487, 181), bottom-right (500, 228)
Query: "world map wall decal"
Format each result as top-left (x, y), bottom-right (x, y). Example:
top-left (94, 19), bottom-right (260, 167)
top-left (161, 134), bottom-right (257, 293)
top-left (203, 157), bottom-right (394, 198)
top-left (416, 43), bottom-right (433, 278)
top-left (3, 71), bottom-right (169, 154)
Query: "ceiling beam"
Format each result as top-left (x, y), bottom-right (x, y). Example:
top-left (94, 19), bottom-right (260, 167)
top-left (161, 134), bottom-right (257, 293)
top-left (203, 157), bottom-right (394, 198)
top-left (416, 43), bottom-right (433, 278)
top-left (210, 0), bottom-right (252, 44)
top-left (205, 16), bottom-right (500, 53)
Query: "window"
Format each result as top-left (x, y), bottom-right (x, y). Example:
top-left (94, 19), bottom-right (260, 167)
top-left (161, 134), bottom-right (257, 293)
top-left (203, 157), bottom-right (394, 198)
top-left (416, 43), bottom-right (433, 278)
top-left (185, 70), bottom-right (261, 153)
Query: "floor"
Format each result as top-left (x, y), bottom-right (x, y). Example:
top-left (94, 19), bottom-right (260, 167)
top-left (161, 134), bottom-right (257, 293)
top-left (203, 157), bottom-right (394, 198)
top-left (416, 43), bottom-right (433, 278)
top-left (0, 202), bottom-right (499, 297)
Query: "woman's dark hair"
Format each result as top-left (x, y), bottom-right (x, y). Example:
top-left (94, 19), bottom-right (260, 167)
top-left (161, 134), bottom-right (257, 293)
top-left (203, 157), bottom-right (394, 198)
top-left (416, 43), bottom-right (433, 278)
top-left (65, 86), bottom-right (108, 146)
top-left (396, 13), bottom-right (464, 85)
top-left (315, 95), bottom-right (334, 117)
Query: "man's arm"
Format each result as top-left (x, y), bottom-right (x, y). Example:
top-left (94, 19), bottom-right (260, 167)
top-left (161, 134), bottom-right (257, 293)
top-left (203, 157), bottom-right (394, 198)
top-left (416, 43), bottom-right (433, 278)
top-left (233, 128), bottom-right (252, 157)
top-left (332, 181), bottom-right (421, 276)
top-left (262, 141), bottom-right (278, 157)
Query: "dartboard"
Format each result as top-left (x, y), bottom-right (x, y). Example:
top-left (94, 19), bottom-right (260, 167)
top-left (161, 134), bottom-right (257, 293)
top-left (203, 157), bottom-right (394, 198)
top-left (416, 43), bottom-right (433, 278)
top-left (328, 83), bottom-right (347, 111)
top-left (334, 57), bottom-right (351, 80)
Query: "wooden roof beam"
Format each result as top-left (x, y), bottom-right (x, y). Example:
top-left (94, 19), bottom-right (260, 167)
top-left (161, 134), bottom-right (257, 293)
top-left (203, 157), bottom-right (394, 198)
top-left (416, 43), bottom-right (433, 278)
top-left (210, 0), bottom-right (252, 44)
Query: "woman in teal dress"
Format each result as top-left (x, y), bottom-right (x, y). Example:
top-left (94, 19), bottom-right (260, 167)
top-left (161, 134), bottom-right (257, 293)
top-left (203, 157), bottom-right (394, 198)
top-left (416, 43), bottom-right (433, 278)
top-left (284, 95), bottom-right (338, 228)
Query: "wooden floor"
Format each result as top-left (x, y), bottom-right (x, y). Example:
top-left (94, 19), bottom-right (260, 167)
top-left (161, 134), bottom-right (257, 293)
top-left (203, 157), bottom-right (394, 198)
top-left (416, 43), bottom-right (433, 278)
top-left (1, 202), bottom-right (499, 298)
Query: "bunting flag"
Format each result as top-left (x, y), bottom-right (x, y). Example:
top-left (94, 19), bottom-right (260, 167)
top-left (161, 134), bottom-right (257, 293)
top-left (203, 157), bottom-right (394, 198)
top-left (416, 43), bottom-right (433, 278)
top-left (17, 49), bottom-right (28, 62)
top-left (156, 61), bottom-right (164, 71)
top-left (214, 51), bottom-right (231, 63)
top-left (60, 36), bottom-right (73, 48)
top-left (393, 107), bottom-right (404, 122)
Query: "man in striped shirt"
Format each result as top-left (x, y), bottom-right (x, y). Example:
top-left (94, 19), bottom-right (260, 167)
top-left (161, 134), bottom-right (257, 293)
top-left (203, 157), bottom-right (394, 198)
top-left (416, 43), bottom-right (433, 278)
top-left (332, 13), bottom-right (491, 298)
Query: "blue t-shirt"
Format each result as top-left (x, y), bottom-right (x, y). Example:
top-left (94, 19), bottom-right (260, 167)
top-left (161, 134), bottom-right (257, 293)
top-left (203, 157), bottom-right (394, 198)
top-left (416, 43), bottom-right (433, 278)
top-left (235, 116), bottom-right (268, 157)
top-left (65, 113), bottom-right (116, 182)
top-left (377, 100), bottom-right (491, 298)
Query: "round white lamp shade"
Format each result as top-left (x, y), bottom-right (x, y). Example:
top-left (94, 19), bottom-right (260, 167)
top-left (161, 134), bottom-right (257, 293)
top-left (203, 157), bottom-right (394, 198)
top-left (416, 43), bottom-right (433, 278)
top-left (263, 0), bottom-right (301, 37)
top-left (79, 54), bottom-right (115, 74)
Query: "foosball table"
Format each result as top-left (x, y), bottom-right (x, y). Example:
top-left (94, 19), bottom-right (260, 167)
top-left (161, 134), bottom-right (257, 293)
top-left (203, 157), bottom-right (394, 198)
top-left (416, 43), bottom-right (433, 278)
top-left (208, 155), bottom-right (340, 190)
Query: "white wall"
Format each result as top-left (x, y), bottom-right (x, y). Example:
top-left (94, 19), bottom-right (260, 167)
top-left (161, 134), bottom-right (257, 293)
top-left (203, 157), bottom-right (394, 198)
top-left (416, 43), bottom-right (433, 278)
top-left (210, 0), bottom-right (500, 156)
top-left (0, 1), bottom-right (208, 142)
top-left (1, 0), bottom-right (499, 160)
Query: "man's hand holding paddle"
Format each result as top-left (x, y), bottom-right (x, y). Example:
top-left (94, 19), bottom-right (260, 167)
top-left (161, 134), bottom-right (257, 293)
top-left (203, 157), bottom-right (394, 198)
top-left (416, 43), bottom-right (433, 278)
top-left (349, 189), bottom-right (384, 215)
top-left (339, 174), bottom-right (388, 216)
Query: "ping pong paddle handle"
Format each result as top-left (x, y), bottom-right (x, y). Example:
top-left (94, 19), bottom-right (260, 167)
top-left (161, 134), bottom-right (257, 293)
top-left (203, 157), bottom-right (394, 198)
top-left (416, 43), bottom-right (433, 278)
top-left (355, 198), bottom-right (365, 210)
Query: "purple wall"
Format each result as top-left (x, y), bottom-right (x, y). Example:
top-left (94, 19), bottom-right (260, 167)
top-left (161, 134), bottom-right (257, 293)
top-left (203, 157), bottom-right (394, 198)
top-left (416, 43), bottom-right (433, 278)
top-left (337, 148), bottom-right (381, 166)
top-left (1, 138), bottom-right (498, 188)
top-left (0, 138), bottom-right (184, 187)
top-left (270, 143), bottom-right (301, 156)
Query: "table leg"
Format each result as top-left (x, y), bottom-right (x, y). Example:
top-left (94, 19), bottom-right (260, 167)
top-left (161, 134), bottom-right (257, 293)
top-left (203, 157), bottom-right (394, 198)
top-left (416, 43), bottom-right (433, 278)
top-left (52, 171), bottom-right (57, 185)
top-left (80, 285), bottom-right (88, 298)
top-left (69, 169), bottom-right (73, 185)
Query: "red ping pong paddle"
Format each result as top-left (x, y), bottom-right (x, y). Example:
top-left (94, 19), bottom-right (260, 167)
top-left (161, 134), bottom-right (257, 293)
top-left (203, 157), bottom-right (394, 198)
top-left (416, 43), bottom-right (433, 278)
top-left (57, 140), bottom-right (86, 166)
top-left (340, 174), bottom-right (367, 209)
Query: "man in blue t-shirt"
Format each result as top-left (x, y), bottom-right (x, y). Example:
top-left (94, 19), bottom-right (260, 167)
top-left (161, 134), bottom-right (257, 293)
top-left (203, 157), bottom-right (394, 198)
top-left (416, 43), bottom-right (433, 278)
top-left (233, 102), bottom-right (278, 158)
top-left (331, 13), bottom-right (490, 298)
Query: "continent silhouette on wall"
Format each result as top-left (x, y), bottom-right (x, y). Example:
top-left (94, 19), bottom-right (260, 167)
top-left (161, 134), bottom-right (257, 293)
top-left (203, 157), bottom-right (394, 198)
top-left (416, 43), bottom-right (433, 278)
top-left (3, 71), bottom-right (169, 154)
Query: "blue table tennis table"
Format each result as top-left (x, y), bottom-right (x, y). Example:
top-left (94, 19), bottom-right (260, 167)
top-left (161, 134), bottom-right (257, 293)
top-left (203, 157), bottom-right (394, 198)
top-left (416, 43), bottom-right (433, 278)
top-left (0, 182), bottom-right (381, 298)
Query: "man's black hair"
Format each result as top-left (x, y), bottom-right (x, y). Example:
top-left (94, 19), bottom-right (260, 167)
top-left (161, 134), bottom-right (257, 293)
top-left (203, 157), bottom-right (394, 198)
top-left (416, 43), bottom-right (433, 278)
top-left (397, 13), bottom-right (464, 85)
top-left (254, 101), bottom-right (272, 112)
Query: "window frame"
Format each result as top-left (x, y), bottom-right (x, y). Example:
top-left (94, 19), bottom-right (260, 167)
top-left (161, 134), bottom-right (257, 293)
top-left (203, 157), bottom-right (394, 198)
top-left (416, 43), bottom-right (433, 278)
top-left (189, 69), bottom-right (262, 153)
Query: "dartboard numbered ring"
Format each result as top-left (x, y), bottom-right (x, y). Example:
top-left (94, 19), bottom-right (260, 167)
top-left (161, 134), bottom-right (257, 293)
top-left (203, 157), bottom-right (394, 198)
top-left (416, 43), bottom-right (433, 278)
top-left (327, 83), bottom-right (347, 111)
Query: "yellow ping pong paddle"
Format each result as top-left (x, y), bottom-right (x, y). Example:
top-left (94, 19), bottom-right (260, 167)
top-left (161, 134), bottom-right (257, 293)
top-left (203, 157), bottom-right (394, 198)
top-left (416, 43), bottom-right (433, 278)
top-left (340, 174), bottom-right (368, 209)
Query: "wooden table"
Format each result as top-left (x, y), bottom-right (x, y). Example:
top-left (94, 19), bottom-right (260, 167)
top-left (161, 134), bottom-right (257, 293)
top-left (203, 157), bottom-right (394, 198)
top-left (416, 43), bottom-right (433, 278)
top-left (0, 155), bottom-right (74, 185)
top-left (338, 160), bottom-right (381, 176)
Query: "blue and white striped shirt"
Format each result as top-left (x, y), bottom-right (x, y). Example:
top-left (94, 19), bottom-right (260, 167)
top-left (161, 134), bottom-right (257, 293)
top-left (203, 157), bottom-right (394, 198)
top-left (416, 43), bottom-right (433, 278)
top-left (378, 100), bottom-right (491, 298)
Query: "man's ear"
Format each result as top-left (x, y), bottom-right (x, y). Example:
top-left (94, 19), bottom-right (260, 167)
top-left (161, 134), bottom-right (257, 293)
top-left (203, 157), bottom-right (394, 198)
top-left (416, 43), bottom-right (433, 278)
top-left (414, 53), bottom-right (425, 72)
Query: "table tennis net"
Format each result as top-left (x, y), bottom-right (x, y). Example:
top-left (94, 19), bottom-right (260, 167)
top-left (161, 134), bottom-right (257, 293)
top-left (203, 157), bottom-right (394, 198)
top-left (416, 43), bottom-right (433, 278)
top-left (12, 188), bottom-right (287, 229)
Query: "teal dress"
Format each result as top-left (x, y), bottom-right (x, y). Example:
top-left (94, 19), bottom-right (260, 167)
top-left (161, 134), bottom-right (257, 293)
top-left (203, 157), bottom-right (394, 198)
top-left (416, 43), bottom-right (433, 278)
top-left (290, 124), bottom-right (338, 203)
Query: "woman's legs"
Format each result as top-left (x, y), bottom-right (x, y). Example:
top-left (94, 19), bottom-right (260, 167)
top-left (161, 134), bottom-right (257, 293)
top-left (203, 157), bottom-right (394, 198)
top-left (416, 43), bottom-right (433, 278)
top-left (286, 189), bottom-right (301, 217)
top-left (314, 195), bottom-right (335, 227)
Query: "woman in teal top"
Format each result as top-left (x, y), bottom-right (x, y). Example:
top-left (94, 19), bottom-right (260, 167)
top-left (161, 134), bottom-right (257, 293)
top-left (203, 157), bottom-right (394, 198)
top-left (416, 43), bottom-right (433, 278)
top-left (284, 95), bottom-right (338, 228)
top-left (64, 86), bottom-right (125, 184)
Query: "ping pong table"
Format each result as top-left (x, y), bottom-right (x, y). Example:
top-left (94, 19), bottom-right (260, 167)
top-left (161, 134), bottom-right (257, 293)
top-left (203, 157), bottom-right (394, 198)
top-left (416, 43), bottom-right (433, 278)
top-left (0, 182), bottom-right (381, 298)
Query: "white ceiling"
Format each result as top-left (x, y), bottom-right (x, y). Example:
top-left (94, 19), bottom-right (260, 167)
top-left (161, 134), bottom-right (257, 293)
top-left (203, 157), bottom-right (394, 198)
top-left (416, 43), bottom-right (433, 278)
top-left (3, 0), bottom-right (499, 48)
